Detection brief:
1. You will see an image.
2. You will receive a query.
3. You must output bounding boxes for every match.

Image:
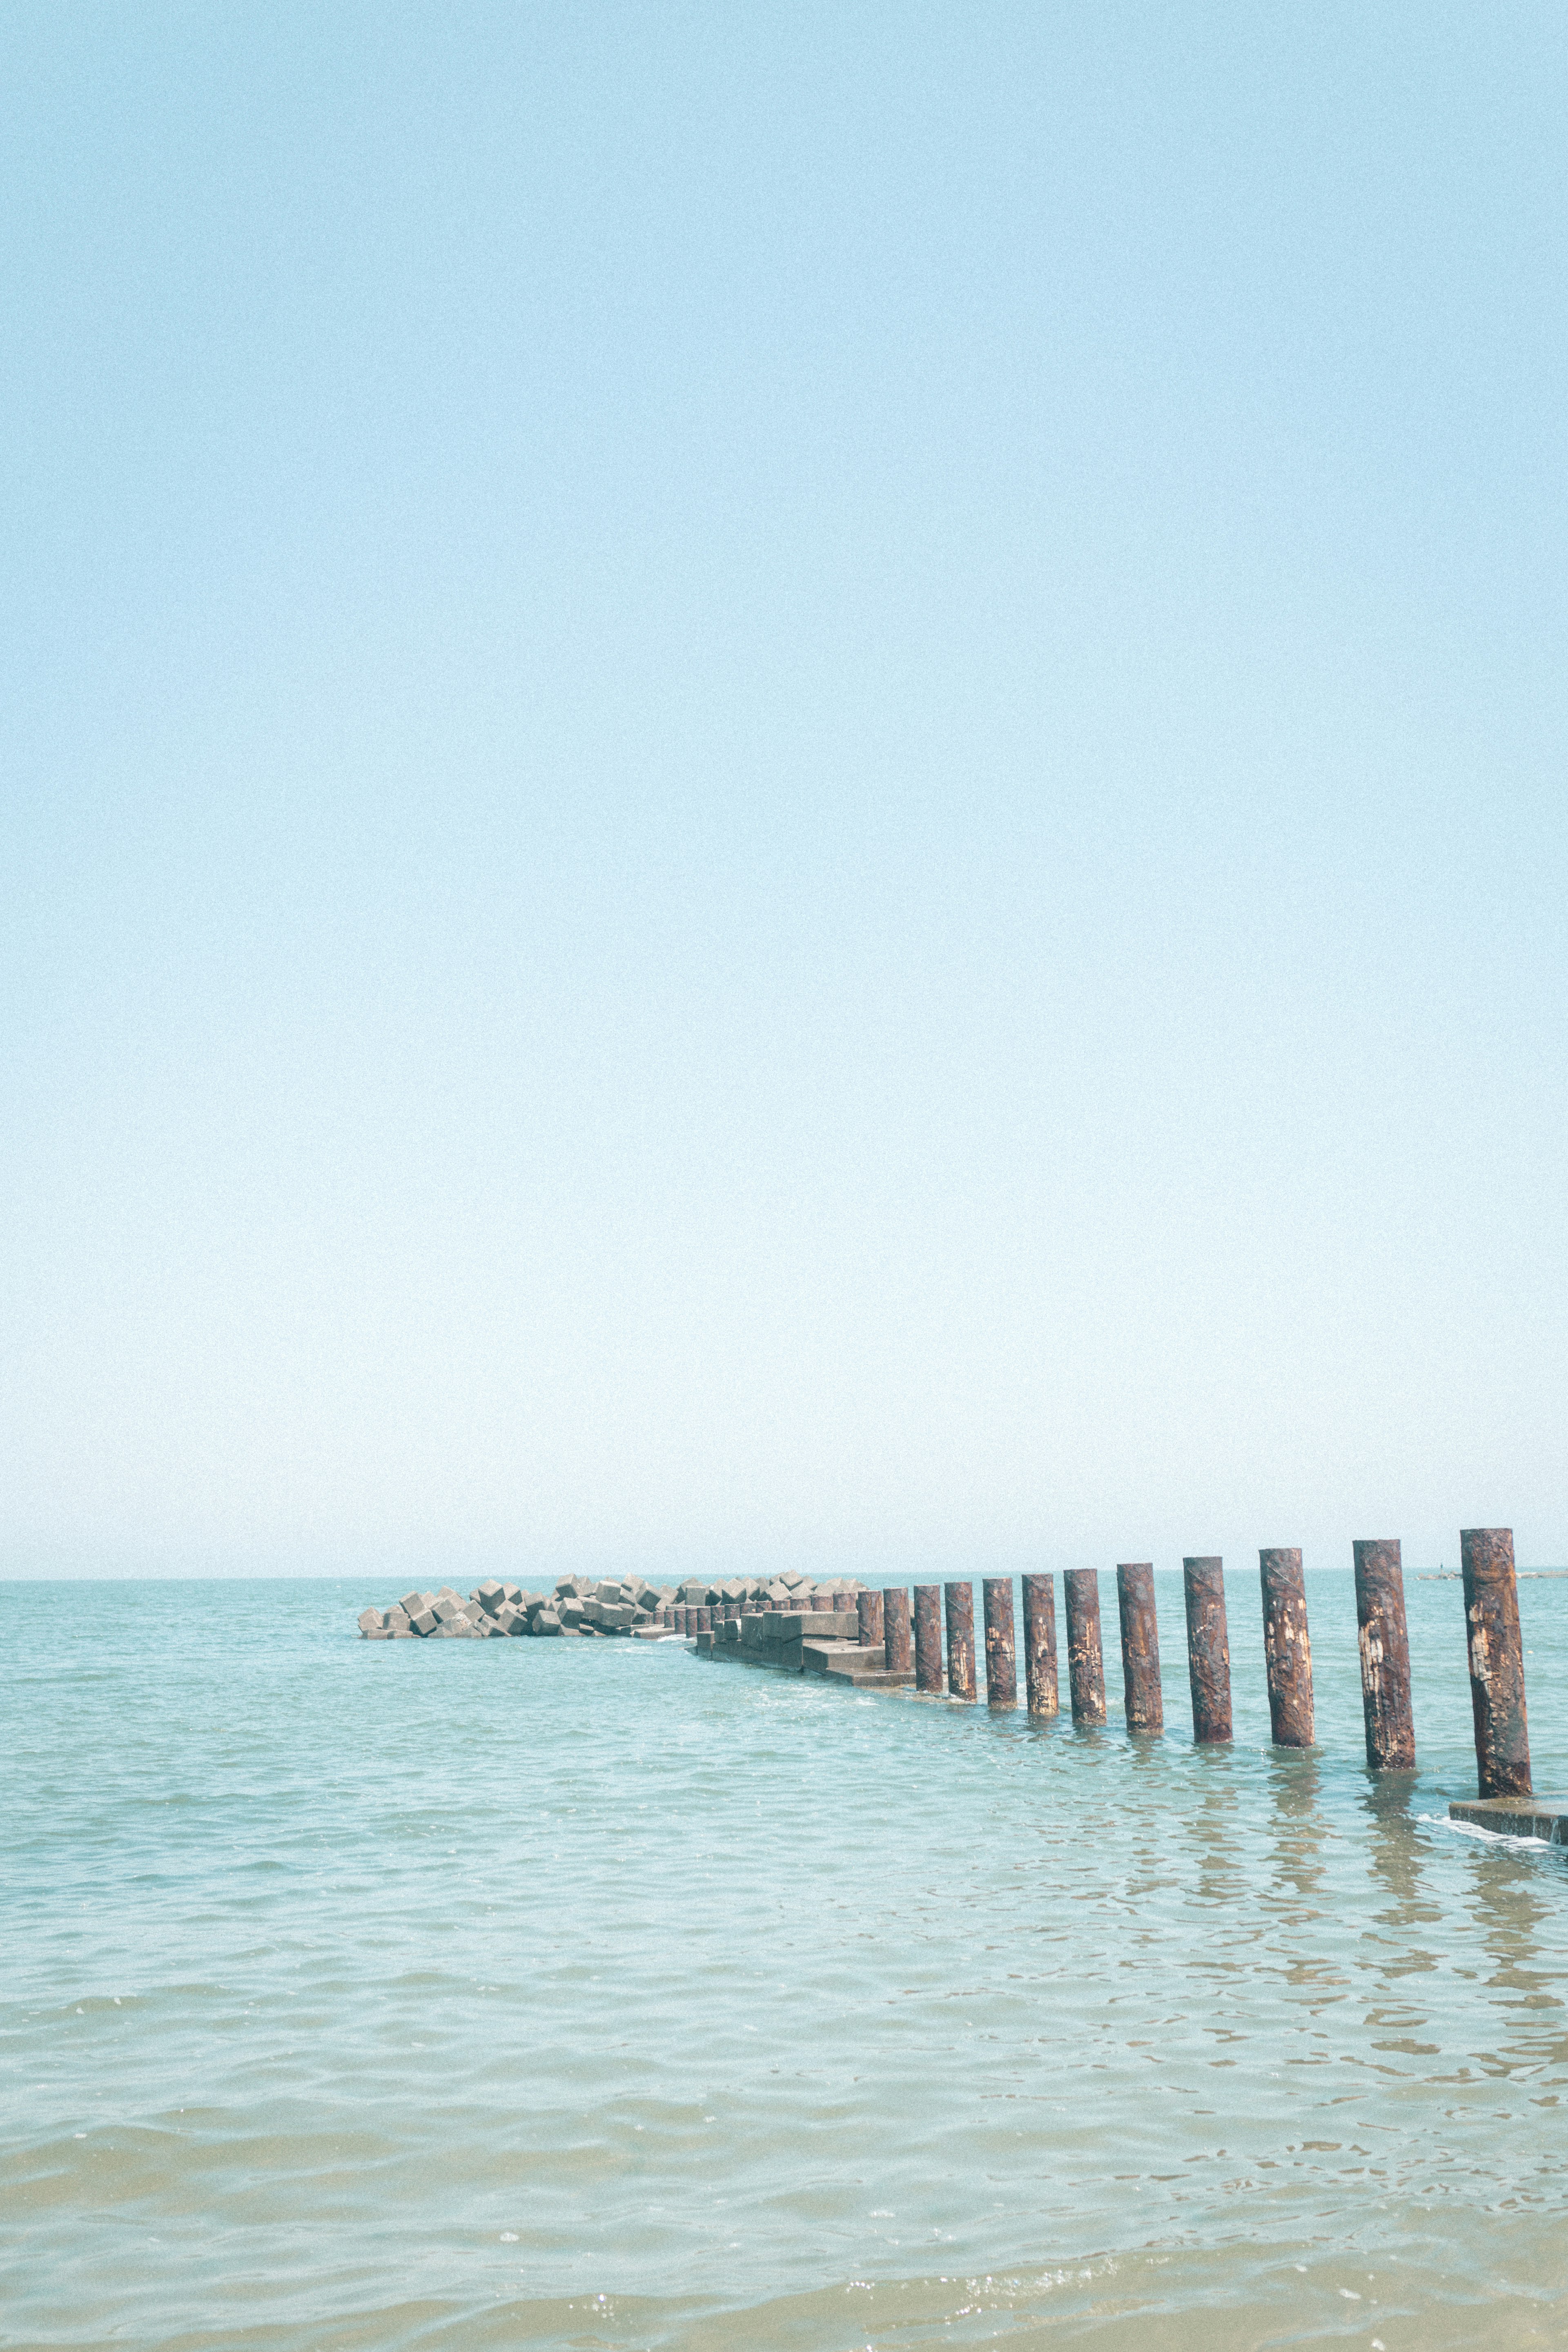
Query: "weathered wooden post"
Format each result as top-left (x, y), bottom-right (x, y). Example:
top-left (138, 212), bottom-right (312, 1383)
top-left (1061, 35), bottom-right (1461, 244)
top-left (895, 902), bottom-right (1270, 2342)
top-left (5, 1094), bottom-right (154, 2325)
top-left (913, 1585), bottom-right (944, 1691)
top-left (1353, 1539), bottom-right (1414, 1769)
top-left (1116, 1563), bottom-right (1163, 1733)
top-left (1259, 1547), bottom-right (1314, 1747)
top-left (884, 1587), bottom-right (913, 1673)
top-left (1461, 1527), bottom-right (1532, 1797)
top-left (857, 1588), bottom-right (884, 1648)
top-left (1021, 1573), bottom-right (1058, 1716)
top-left (982, 1577), bottom-right (1017, 1707)
top-left (944, 1581), bottom-right (976, 1700)
top-left (1182, 1557), bottom-right (1232, 1743)
top-left (1064, 1568), bottom-right (1107, 1726)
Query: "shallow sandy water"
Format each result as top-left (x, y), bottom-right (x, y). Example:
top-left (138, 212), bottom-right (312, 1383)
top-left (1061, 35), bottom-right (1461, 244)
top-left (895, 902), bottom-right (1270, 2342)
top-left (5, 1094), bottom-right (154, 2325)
top-left (4, 1570), bottom-right (1566, 2349)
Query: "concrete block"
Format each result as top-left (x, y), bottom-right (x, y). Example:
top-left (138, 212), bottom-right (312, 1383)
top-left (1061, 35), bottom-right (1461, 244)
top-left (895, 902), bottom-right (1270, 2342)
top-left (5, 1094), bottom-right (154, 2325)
top-left (495, 1604), bottom-right (522, 1633)
top-left (408, 1608), bottom-right (437, 1635)
top-left (476, 1580), bottom-right (506, 1615)
top-left (531, 1609), bottom-right (564, 1636)
top-left (432, 1595), bottom-right (464, 1624)
top-left (824, 1644), bottom-right (890, 1678)
top-left (558, 1598), bottom-right (586, 1626)
top-left (595, 1579), bottom-right (624, 1604)
top-left (385, 1607), bottom-right (411, 1634)
top-left (679, 1579), bottom-right (709, 1604)
top-left (399, 1590), bottom-right (425, 1617)
top-left (802, 1638), bottom-right (863, 1673)
top-left (358, 1608), bottom-right (385, 1634)
top-left (1450, 1796), bottom-right (1568, 1842)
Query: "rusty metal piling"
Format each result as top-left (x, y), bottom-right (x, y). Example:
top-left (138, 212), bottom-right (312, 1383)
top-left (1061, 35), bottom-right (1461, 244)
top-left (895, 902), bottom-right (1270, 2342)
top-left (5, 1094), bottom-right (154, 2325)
top-left (1115, 1563), bottom-right (1163, 1733)
top-left (982, 1577), bottom-right (1017, 1707)
top-left (1182, 1557), bottom-right (1232, 1743)
top-left (1021, 1574), bottom-right (1058, 1716)
top-left (1353, 1539), bottom-right (1414, 1769)
top-left (1461, 1527), bottom-right (1532, 1797)
top-left (1259, 1547), bottom-right (1314, 1747)
top-left (1064, 1569), bottom-right (1107, 1726)
top-left (857, 1588), bottom-right (884, 1648)
top-left (884, 1587), bottom-right (913, 1674)
top-left (944, 1581), bottom-right (976, 1700)
top-left (913, 1585), bottom-right (944, 1691)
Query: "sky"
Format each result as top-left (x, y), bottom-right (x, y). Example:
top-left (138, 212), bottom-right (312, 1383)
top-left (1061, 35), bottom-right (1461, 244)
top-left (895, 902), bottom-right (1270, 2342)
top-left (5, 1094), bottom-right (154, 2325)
top-left (3, 3), bottom-right (1567, 1582)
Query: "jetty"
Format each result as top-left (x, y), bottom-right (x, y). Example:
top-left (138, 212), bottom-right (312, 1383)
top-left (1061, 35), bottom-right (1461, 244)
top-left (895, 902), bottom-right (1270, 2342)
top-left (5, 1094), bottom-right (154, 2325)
top-left (358, 1529), bottom-right (1568, 1849)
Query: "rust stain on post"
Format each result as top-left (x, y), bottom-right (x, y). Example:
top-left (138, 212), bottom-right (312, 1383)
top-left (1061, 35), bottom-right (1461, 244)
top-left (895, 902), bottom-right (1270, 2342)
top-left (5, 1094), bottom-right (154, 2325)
top-left (982, 1577), bottom-right (1017, 1707)
top-left (944, 1581), bottom-right (976, 1701)
top-left (913, 1584), bottom-right (944, 1692)
top-left (1353, 1538), bottom-right (1414, 1770)
top-left (1259, 1547), bottom-right (1314, 1747)
top-left (1021, 1574), bottom-right (1058, 1716)
top-left (857, 1588), bottom-right (884, 1648)
top-left (1115, 1563), bottom-right (1162, 1733)
top-left (1064, 1569), bottom-right (1107, 1726)
top-left (1182, 1557), bottom-right (1232, 1743)
top-left (1461, 1526), bottom-right (1532, 1798)
top-left (884, 1587), bottom-right (913, 1674)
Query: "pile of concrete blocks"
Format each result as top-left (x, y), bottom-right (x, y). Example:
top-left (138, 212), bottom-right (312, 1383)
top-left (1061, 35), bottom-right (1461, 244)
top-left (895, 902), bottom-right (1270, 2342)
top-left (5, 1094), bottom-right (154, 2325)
top-left (358, 1574), bottom-right (682, 1640)
top-left (358, 1584), bottom-right (560, 1639)
top-left (357, 1567), bottom-right (870, 1639)
top-left (547, 1573), bottom-right (677, 1634)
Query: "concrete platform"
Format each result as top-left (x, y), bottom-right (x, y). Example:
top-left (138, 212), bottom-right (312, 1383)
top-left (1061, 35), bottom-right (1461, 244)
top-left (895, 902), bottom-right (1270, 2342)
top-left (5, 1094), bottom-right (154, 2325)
top-left (692, 1617), bottom-right (913, 1689)
top-left (1449, 1796), bottom-right (1568, 1844)
top-left (801, 1636), bottom-right (869, 1673)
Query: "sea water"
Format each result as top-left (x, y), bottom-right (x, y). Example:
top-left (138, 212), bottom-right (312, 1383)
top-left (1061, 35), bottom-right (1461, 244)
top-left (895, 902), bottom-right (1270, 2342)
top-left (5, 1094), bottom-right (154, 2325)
top-left (4, 1570), bottom-right (1566, 2350)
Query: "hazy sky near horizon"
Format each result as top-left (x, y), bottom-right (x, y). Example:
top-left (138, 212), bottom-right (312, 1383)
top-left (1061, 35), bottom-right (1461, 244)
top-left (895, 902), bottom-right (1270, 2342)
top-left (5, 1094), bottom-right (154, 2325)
top-left (4, 4), bottom-right (1568, 1581)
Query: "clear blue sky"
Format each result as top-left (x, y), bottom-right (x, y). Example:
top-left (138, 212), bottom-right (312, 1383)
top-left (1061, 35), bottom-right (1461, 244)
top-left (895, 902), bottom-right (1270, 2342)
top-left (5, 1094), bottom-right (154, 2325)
top-left (4, 4), bottom-right (1566, 1580)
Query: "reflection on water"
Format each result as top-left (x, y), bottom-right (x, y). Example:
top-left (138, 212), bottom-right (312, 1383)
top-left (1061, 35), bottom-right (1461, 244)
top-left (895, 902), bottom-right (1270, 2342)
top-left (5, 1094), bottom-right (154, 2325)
top-left (4, 1571), bottom-right (1567, 2352)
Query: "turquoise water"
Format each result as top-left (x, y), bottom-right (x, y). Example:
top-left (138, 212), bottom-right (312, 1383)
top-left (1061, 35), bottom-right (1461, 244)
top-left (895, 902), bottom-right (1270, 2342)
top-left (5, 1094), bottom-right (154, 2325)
top-left (6, 1570), bottom-right (1567, 2351)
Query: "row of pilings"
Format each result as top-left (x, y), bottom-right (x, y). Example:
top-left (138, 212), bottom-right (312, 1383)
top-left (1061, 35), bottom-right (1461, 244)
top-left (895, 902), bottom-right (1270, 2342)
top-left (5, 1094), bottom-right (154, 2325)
top-left (888, 1528), bottom-right (1532, 1802)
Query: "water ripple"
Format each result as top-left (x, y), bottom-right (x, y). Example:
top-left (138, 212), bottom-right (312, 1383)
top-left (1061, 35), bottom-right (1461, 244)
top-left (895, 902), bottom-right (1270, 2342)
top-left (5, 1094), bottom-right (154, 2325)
top-left (4, 1572), bottom-right (1567, 2348)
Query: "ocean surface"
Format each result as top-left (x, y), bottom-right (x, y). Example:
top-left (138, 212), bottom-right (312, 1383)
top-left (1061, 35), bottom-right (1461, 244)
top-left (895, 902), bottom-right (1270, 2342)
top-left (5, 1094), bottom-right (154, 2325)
top-left (5, 1569), bottom-right (1567, 2352)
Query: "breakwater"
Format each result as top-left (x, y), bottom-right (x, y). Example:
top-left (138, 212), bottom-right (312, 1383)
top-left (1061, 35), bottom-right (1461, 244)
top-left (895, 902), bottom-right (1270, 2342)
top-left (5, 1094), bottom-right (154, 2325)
top-left (359, 1529), bottom-right (1559, 1833)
